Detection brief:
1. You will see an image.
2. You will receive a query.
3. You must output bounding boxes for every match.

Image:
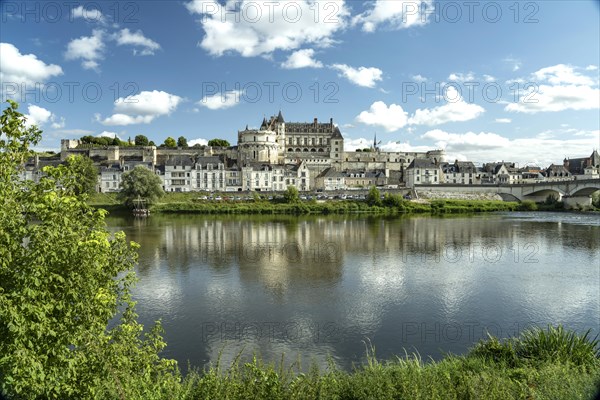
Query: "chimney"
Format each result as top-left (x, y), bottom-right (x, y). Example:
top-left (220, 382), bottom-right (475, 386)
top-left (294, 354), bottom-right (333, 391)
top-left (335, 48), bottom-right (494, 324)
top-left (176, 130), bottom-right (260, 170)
top-left (330, 117), bottom-right (333, 126)
top-left (314, 117), bottom-right (318, 125)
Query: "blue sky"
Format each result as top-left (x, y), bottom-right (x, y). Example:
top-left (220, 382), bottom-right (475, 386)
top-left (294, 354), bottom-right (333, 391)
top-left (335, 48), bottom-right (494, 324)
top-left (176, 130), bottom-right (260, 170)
top-left (1, 0), bottom-right (599, 165)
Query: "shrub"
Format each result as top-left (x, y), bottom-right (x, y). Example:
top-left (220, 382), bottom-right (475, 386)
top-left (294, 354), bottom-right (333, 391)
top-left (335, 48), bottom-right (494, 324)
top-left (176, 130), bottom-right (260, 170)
top-left (518, 200), bottom-right (538, 211)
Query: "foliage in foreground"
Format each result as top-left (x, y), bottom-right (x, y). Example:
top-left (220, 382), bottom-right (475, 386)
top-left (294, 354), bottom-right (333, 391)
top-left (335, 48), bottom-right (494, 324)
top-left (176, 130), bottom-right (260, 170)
top-left (0, 101), bottom-right (178, 399)
top-left (95, 325), bottom-right (600, 400)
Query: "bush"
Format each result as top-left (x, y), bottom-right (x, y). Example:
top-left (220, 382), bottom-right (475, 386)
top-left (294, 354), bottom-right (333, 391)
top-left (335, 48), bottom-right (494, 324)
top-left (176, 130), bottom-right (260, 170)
top-left (518, 200), bottom-right (538, 211)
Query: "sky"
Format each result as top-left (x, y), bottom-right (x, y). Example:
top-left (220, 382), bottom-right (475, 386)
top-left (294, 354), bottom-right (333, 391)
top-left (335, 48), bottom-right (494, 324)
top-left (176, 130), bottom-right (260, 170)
top-left (1, 0), bottom-right (599, 166)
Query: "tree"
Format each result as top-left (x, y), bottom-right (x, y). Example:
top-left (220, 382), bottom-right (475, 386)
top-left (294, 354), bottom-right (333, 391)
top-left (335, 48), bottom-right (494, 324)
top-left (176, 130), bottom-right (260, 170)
top-left (283, 185), bottom-right (299, 203)
top-left (0, 101), bottom-right (179, 398)
top-left (149, 140), bottom-right (156, 146)
top-left (64, 154), bottom-right (98, 195)
top-left (366, 185), bottom-right (382, 206)
top-left (208, 138), bottom-right (231, 147)
top-left (119, 165), bottom-right (164, 206)
top-left (135, 134), bottom-right (149, 146)
top-left (177, 136), bottom-right (188, 147)
top-left (163, 137), bottom-right (176, 148)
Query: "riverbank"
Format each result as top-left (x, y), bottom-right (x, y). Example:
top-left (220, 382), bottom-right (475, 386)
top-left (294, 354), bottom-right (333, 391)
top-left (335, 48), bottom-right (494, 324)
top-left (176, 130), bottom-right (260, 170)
top-left (89, 193), bottom-right (525, 215)
top-left (99, 326), bottom-right (600, 399)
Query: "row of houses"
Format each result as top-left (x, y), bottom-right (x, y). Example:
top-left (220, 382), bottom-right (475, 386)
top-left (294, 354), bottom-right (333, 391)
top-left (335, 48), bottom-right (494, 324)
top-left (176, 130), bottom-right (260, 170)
top-left (21, 150), bottom-right (600, 193)
top-left (91, 155), bottom-right (312, 193)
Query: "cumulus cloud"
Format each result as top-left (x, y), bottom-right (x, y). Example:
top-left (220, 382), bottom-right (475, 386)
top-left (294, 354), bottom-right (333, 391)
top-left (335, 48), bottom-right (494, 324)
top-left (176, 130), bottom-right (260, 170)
top-left (355, 102), bottom-right (409, 132)
top-left (355, 88), bottom-right (485, 132)
top-left (0, 43), bottom-right (63, 87)
top-left (408, 87), bottom-right (485, 126)
top-left (411, 74), bottom-right (427, 82)
top-left (113, 28), bottom-right (161, 56)
top-left (352, 0), bottom-right (433, 32)
top-left (65, 29), bottom-right (105, 71)
top-left (185, 0), bottom-right (349, 57)
top-left (419, 128), bottom-right (600, 165)
top-left (98, 90), bottom-right (182, 125)
top-left (331, 64), bottom-right (383, 88)
top-left (506, 64), bottom-right (599, 114)
top-left (495, 118), bottom-right (512, 123)
top-left (198, 90), bottom-right (243, 110)
top-left (281, 49), bottom-right (323, 69)
top-left (23, 104), bottom-right (65, 129)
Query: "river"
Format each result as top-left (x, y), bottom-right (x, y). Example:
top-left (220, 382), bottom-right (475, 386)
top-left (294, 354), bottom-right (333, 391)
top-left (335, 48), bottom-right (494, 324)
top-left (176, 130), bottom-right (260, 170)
top-left (105, 212), bottom-right (600, 371)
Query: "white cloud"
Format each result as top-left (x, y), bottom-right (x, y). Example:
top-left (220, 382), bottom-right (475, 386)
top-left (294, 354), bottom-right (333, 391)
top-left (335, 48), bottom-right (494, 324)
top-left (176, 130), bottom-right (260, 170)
top-left (24, 105), bottom-right (52, 128)
top-left (331, 64), bottom-right (383, 88)
top-left (281, 49), bottom-right (323, 69)
top-left (189, 138), bottom-right (209, 147)
top-left (186, 0), bottom-right (349, 57)
top-left (448, 72), bottom-right (475, 82)
top-left (356, 88), bottom-right (485, 132)
top-left (483, 74), bottom-right (496, 82)
top-left (71, 5), bottom-right (105, 23)
top-left (65, 29), bottom-right (105, 71)
top-left (355, 102), bottom-right (409, 132)
top-left (198, 90), bottom-right (242, 110)
top-left (419, 128), bottom-right (600, 165)
top-left (411, 74), bottom-right (427, 83)
top-left (495, 118), bottom-right (512, 123)
top-left (0, 43), bottom-right (63, 87)
top-left (98, 90), bottom-right (182, 125)
top-left (504, 65), bottom-right (599, 114)
top-left (408, 87), bottom-right (485, 126)
top-left (343, 137), bottom-right (371, 151)
top-left (352, 0), bottom-right (433, 32)
top-left (533, 64), bottom-right (595, 86)
top-left (379, 140), bottom-right (433, 153)
top-left (505, 84), bottom-right (599, 114)
top-left (113, 28), bottom-right (161, 56)
top-left (585, 65), bottom-right (598, 71)
top-left (23, 104), bottom-right (65, 130)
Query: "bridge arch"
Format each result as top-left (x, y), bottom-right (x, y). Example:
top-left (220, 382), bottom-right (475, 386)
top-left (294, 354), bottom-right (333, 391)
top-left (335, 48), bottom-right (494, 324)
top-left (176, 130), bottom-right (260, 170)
top-left (570, 187), bottom-right (600, 197)
top-left (497, 192), bottom-right (521, 202)
top-left (522, 189), bottom-right (564, 203)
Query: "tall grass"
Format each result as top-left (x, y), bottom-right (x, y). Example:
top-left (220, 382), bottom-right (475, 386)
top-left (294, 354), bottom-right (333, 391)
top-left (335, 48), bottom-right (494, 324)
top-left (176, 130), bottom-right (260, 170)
top-left (90, 325), bottom-right (600, 399)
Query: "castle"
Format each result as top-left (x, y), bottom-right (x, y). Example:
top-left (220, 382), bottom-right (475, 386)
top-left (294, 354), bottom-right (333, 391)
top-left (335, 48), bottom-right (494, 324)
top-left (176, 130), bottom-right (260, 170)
top-left (55, 111), bottom-right (447, 192)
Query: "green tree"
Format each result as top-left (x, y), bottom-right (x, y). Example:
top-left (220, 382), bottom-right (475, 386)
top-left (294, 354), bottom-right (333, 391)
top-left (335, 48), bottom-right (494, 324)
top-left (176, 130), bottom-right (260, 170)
top-left (163, 137), bottom-right (176, 148)
top-left (119, 165), bottom-right (164, 207)
top-left (208, 138), bottom-right (231, 147)
top-left (366, 185), bottom-right (382, 206)
top-left (64, 154), bottom-right (99, 195)
top-left (149, 140), bottom-right (156, 146)
top-left (177, 136), bottom-right (188, 147)
top-left (283, 185), bottom-right (300, 203)
top-left (135, 134), bottom-right (149, 146)
top-left (0, 101), bottom-right (179, 399)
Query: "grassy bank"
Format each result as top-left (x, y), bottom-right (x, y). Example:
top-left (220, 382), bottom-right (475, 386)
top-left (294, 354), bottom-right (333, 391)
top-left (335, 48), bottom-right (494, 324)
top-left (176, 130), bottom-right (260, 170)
top-left (149, 195), bottom-right (521, 215)
top-left (96, 325), bottom-right (600, 399)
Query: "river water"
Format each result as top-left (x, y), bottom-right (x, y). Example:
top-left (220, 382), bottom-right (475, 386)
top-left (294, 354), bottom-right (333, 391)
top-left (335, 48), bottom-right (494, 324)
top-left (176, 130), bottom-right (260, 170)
top-left (105, 212), bottom-right (600, 371)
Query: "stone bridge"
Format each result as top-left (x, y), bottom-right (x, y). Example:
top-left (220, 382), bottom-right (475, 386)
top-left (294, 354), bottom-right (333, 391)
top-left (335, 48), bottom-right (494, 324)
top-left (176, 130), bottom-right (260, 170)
top-left (415, 178), bottom-right (600, 207)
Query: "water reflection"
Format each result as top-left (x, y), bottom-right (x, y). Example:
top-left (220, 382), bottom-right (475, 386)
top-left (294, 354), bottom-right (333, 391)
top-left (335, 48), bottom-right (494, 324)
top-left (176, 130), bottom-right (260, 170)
top-left (106, 212), bottom-right (600, 371)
